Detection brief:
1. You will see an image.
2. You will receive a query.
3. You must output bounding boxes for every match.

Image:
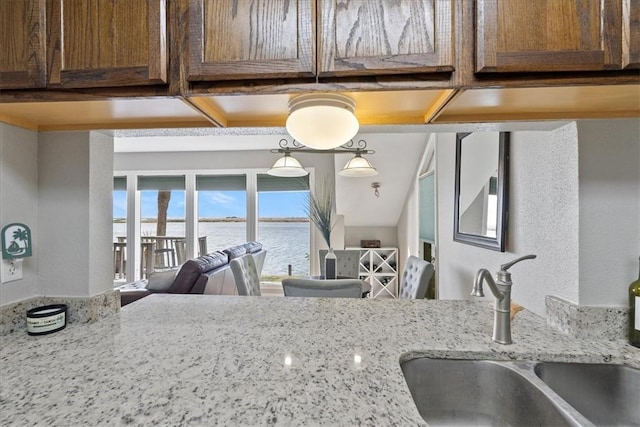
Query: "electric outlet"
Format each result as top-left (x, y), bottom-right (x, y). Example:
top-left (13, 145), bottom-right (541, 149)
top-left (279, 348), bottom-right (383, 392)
top-left (1, 259), bottom-right (23, 283)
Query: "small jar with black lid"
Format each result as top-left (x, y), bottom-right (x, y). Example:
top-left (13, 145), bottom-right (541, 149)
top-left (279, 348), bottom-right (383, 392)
top-left (26, 304), bottom-right (68, 336)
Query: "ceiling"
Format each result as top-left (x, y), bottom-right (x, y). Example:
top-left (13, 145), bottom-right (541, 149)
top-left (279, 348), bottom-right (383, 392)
top-left (1, 84), bottom-right (639, 132)
top-left (334, 133), bottom-right (429, 227)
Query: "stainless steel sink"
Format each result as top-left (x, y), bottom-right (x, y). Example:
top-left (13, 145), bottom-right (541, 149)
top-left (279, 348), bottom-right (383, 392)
top-left (400, 358), bottom-right (589, 426)
top-left (534, 362), bottom-right (640, 427)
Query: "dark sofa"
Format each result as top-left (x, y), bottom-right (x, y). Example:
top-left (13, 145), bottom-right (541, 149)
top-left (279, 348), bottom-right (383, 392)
top-left (118, 241), bottom-right (266, 306)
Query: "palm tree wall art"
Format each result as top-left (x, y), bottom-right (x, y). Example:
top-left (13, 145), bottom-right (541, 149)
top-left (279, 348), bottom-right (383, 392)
top-left (1, 223), bottom-right (32, 259)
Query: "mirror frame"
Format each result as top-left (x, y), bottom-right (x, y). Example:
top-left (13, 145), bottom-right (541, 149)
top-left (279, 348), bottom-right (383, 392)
top-left (453, 131), bottom-right (510, 252)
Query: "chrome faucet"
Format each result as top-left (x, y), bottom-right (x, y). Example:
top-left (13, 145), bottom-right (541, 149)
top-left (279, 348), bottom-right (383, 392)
top-left (471, 254), bottom-right (537, 344)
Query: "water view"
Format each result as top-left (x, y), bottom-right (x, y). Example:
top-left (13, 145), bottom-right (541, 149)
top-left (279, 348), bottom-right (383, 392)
top-left (113, 220), bottom-right (310, 276)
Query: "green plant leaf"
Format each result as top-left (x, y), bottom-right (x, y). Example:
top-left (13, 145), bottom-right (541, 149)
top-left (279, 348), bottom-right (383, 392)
top-left (304, 177), bottom-right (334, 247)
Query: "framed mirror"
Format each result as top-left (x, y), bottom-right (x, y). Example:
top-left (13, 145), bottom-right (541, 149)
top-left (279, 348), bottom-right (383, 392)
top-left (454, 131), bottom-right (509, 251)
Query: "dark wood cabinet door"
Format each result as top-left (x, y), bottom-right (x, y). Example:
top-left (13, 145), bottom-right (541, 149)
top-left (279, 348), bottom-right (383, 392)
top-left (47, 0), bottom-right (167, 88)
top-left (0, 0), bottom-right (47, 89)
top-left (318, 0), bottom-right (454, 77)
top-left (476, 0), bottom-right (624, 73)
top-left (623, 0), bottom-right (640, 69)
top-left (187, 0), bottom-right (315, 81)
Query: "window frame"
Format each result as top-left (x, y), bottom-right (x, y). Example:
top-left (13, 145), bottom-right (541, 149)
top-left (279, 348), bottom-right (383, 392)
top-left (113, 168), bottom-right (317, 281)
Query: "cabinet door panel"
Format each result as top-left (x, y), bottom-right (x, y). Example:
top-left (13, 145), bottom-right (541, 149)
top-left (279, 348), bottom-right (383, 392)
top-left (623, 0), bottom-right (640, 68)
top-left (48, 0), bottom-right (167, 88)
top-left (188, 0), bottom-right (315, 81)
top-left (477, 0), bottom-right (623, 72)
top-left (0, 0), bottom-right (46, 89)
top-left (319, 0), bottom-right (453, 77)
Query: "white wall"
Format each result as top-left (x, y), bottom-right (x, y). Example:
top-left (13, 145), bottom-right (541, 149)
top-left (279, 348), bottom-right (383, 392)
top-left (508, 125), bottom-right (581, 313)
top-left (576, 119), bottom-right (640, 306)
top-left (89, 131), bottom-right (117, 295)
top-left (114, 150), bottom-right (334, 174)
top-left (436, 124), bottom-right (581, 316)
top-left (38, 131), bottom-right (114, 297)
top-left (396, 178), bottom-right (419, 273)
top-left (344, 226), bottom-right (397, 249)
top-left (1, 126), bottom-right (114, 305)
top-left (434, 119), bottom-right (640, 315)
top-left (397, 133), bottom-right (435, 280)
top-left (0, 123), bottom-right (39, 305)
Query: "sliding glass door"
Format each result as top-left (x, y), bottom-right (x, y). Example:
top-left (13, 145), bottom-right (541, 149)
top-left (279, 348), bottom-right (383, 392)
top-left (138, 175), bottom-right (186, 274)
top-left (257, 174), bottom-right (310, 280)
top-left (196, 175), bottom-right (247, 254)
top-left (113, 170), bottom-right (314, 284)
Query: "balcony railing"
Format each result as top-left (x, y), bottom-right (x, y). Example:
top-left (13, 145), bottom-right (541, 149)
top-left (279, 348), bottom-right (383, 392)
top-left (113, 236), bottom-right (207, 282)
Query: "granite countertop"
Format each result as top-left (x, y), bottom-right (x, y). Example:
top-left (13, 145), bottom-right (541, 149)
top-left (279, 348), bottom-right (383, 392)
top-left (1, 295), bottom-right (638, 426)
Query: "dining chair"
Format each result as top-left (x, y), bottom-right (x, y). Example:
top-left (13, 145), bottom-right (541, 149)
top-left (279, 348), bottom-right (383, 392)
top-left (318, 249), bottom-right (360, 278)
top-left (398, 255), bottom-right (434, 299)
top-left (281, 278), bottom-right (362, 298)
top-left (230, 254), bottom-right (262, 296)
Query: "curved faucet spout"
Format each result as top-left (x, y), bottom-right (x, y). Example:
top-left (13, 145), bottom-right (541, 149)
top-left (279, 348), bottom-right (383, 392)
top-left (470, 255), bottom-right (537, 345)
top-left (472, 268), bottom-right (504, 301)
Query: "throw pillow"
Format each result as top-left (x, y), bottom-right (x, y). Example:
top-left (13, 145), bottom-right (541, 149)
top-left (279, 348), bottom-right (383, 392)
top-left (146, 268), bottom-right (179, 292)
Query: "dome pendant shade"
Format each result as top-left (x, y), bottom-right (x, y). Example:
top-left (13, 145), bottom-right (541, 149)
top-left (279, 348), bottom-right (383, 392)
top-left (339, 153), bottom-right (378, 177)
top-left (267, 153), bottom-right (309, 177)
top-left (286, 93), bottom-right (359, 150)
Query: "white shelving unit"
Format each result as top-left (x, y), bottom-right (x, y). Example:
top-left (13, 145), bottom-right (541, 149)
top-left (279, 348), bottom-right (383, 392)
top-left (353, 248), bottom-right (399, 299)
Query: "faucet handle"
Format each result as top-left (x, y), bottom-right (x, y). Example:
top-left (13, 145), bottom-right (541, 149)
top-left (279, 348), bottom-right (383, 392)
top-left (500, 254), bottom-right (537, 272)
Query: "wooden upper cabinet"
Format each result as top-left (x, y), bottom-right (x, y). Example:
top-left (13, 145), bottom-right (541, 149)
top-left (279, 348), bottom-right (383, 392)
top-left (47, 0), bottom-right (167, 88)
top-left (318, 0), bottom-right (454, 77)
top-left (623, 0), bottom-right (640, 69)
top-left (187, 0), bottom-right (315, 81)
top-left (476, 0), bottom-right (624, 73)
top-left (0, 0), bottom-right (47, 89)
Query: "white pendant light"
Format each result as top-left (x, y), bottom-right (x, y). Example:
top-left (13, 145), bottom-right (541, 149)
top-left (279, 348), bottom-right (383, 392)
top-left (286, 93), bottom-right (359, 150)
top-left (267, 152), bottom-right (309, 177)
top-left (339, 152), bottom-right (378, 177)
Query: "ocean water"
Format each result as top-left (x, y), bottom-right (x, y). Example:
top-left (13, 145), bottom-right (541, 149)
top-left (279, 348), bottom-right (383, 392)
top-left (113, 221), bottom-right (310, 276)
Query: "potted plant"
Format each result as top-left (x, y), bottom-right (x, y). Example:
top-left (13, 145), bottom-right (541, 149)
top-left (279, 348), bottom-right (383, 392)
top-left (305, 178), bottom-right (336, 278)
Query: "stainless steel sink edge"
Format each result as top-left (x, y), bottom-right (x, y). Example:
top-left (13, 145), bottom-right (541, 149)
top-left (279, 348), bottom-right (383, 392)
top-left (399, 355), bottom-right (598, 427)
top-left (505, 361), bottom-right (595, 427)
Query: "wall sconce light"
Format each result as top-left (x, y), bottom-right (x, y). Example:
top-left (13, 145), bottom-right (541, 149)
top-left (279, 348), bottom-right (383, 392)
top-left (267, 139), bottom-right (377, 177)
top-left (371, 182), bottom-right (381, 198)
top-left (286, 93), bottom-right (359, 150)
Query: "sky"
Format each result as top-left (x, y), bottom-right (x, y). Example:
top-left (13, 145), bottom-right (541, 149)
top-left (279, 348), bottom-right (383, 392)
top-left (114, 190), bottom-right (308, 219)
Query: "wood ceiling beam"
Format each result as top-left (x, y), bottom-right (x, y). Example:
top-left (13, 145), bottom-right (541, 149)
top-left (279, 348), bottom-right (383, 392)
top-left (0, 113), bottom-right (39, 131)
top-left (182, 97), bottom-right (227, 127)
top-left (423, 89), bottom-right (461, 123)
top-left (433, 110), bottom-right (640, 124)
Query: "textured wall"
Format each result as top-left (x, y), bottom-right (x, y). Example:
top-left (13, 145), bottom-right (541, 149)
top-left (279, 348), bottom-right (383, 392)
top-left (508, 125), bottom-right (581, 313)
top-left (577, 119), bottom-right (640, 306)
top-left (436, 124), bottom-right (581, 316)
top-left (89, 132), bottom-right (116, 296)
top-left (0, 123), bottom-right (39, 305)
top-left (38, 131), bottom-right (114, 297)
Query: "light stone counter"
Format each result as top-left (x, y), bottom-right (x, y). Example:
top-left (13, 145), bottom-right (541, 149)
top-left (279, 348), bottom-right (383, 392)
top-left (1, 295), bottom-right (638, 426)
